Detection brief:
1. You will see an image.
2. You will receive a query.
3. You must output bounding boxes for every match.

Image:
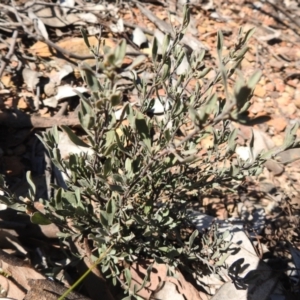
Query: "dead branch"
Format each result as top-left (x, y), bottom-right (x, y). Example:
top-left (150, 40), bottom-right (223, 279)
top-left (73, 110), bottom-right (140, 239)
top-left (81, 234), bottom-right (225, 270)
top-left (0, 30), bottom-right (18, 80)
top-left (0, 110), bottom-right (80, 128)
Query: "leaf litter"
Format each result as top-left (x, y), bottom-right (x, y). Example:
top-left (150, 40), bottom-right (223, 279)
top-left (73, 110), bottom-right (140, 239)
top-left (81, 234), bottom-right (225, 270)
top-left (0, 0), bottom-right (300, 299)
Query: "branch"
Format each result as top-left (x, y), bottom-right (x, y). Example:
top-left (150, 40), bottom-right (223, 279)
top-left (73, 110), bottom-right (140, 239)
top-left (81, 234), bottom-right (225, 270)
top-left (0, 110), bottom-right (80, 128)
top-left (0, 30), bottom-right (18, 79)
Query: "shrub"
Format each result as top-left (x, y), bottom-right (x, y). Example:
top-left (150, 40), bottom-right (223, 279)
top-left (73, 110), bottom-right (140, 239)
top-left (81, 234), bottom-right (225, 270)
top-left (0, 5), bottom-right (298, 299)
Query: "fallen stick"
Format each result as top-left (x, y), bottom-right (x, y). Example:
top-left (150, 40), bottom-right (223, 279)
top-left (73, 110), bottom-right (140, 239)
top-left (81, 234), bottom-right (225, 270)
top-left (0, 110), bottom-right (80, 128)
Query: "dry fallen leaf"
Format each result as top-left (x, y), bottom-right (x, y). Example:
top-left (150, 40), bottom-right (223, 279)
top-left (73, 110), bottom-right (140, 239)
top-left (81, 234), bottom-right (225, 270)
top-left (29, 37), bottom-right (116, 58)
top-left (22, 68), bottom-right (41, 91)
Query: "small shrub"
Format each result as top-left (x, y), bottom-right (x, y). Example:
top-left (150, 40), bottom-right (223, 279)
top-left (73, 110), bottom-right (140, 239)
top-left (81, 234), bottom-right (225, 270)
top-left (0, 6), bottom-right (298, 299)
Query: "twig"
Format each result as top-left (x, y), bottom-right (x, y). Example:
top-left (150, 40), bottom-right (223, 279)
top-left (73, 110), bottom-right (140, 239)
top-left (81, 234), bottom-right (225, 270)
top-left (0, 30), bottom-right (18, 80)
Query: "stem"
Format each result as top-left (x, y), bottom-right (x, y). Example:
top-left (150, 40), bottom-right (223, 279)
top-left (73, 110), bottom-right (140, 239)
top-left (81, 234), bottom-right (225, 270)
top-left (58, 244), bottom-right (114, 300)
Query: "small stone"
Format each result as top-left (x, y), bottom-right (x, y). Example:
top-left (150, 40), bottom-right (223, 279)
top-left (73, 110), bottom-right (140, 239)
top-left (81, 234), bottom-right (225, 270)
top-left (276, 92), bottom-right (291, 106)
top-left (254, 84), bottom-right (266, 98)
top-left (285, 85), bottom-right (295, 97)
top-left (267, 117), bottom-right (287, 133)
top-left (265, 82), bottom-right (275, 92)
top-left (281, 103), bottom-right (297, 116)
top-left (250, 102), bottom-right (265, 115)
top-left (273, 78), bottom-right (285, 93)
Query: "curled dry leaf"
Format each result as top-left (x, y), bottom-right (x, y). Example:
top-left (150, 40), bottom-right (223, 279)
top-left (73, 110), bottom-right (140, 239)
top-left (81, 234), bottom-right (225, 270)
top-left (49, 64), bottom-right (74, 86)
top-left (110, 18), bottom-right (124, 33)
top-left (43, 86), bottom-right (88, 108)
top-left (56, 85), bottom-right (88, 100)
top-left (43, 81), bottom-right (57, 97)
top-left (22, 68), bottom-right (41, 91)
top-left (27, 10), bottom-right (49, 40)
top-left (78, 13), bottom-right (98, 24)
top-left (28, 4), bottom-right (80, 28)
top-left (132, 27), bottom-right (148, 47)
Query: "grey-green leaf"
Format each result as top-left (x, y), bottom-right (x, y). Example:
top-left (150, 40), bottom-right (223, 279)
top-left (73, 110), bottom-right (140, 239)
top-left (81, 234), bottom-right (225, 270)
top-left (60, 125), bottom-right (90, 148)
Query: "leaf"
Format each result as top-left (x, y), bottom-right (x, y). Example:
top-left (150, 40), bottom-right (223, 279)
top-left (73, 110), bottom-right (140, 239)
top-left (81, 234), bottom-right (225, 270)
top-left (227, 128), bottom-right (238, 153)
top-left (215, 252), bottom-right (231, 266)
top-left (63, 190), bottom-right (77, 206)
top-left (79, 62), bottom-right (101, 92)
top-left (136, 263), bottom-right (153, 293)
top-left (196, 67), bottom-right (211, 79)
top-left (100, 210), bottom-right (109, 228)
top-left (161, 57), bottom-right (171, 81)
top-left (106, 198), bottom-right (116, 217)
top-left (282, 122), bottom-right (299, 149)
top-left (60, 125), bottom-right (90, 148)
top-left (78, 106), bottom-right (95, 132)
top-left (182, 4), bottom-right (190, 30)
top-left (243, 27), bottom-right (256, 43)
top-left (217, 30), bottom-right (224, 61)
top-left (125, 158), bottom-right (132, 174)
top-left (110, 91), bottom-right (122, 106)
top-left (81, 28), bottom-right (91, 49)
top-left (124, 268), bottom-right (132, 288)
top-left (103, 157), bottom-right (112, 176)
top-left (109, 184), bottom-right (124, 192)
top-left (152, 37), bottom-right (159, 63)
top-left (161, 33), bottom-right (171, 56)
top-left (126, 104), bottom-right (136, 130)
top-left (189, 230), bottom-right (199, 250)
top-left (115, 39), bottom-right (127, 66)
top-left (26, 171), bottom-right (36, 198)
top-left (135, 112), bottom-right (151, 152)
top-left (133, 214), bottom-right (148, 225)
top-left (126, 55), bottom-right (147, 71)
top-left (110, 223), bottom-right (120, 235)
top-left (31, 212), bottom-right (52, 225)
top-left (0, 195), bottom-right (11, 206)
top-left (247, 70), bottom-right (262, 90)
